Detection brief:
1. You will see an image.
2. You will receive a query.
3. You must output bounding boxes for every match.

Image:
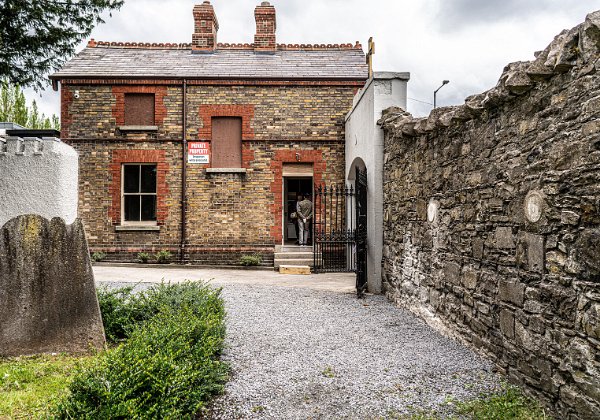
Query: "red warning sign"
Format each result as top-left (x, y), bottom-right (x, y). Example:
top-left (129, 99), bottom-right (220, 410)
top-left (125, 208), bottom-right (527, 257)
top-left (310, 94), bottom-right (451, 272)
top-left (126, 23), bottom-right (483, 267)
top-left (188, 142), bottom-right (210, 164)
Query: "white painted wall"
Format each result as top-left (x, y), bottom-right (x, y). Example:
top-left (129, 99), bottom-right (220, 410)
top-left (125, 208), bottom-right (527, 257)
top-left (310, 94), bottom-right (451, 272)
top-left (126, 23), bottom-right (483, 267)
top-left (345, 72), bottom-right (409, 293)
top-left (0, 136), bottom-right (78, 227)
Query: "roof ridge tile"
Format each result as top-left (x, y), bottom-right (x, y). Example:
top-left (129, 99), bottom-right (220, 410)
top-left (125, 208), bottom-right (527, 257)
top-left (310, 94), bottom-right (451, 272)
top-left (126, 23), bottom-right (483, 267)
top-left (87, 38), bottom-right (363, 51)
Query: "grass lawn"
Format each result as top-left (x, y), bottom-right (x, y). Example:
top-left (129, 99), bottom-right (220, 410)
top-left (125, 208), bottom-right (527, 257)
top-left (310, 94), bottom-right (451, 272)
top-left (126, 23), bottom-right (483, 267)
top-left (0, 353), bottom-right (90, 419)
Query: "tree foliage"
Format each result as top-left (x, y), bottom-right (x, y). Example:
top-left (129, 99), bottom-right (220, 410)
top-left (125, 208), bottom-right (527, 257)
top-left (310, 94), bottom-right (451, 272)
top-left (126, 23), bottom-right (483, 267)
top-left (0, 83), bottom-right (60, 130)
top-left (0, 0), bottom-right (124, 90)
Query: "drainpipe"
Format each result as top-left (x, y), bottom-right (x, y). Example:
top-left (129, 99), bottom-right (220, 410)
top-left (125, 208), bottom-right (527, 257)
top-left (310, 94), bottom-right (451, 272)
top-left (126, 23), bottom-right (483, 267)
top-left (180, 79), bottom-right (188, 262)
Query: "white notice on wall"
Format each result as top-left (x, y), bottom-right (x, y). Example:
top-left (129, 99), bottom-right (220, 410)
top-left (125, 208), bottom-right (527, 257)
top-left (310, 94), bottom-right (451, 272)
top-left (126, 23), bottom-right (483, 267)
top-left (188, 142), bottom-right (210, 164)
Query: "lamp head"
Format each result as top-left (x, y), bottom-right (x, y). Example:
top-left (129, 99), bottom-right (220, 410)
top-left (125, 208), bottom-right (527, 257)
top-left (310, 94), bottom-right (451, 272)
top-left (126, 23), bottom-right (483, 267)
top-left (442, 80), bottom-right (450, 85)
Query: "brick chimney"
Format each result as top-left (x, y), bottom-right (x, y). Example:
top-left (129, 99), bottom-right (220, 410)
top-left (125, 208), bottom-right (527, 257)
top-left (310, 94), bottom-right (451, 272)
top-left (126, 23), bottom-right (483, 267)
top-left (254, 1), bottom-right (277, 52)
top-left (192, 1), bottom-right (219, 52)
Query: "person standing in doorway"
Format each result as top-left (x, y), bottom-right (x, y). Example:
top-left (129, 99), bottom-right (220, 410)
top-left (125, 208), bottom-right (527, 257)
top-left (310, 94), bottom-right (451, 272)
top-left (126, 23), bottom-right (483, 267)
top-left (296, 193), bottom-right (313, 246)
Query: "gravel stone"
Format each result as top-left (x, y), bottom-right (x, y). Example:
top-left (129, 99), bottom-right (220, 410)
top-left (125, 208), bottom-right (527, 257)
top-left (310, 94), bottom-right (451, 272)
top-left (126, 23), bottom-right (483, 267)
top-left (99, 280), bottom-right (501, 419)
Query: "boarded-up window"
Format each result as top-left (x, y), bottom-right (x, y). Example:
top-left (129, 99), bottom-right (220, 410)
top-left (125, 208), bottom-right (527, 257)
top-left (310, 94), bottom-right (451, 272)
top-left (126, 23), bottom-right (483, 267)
top-left (212, 117), bottom-right (242, 168)
top-left (124, 93), bottom-right (155, 125)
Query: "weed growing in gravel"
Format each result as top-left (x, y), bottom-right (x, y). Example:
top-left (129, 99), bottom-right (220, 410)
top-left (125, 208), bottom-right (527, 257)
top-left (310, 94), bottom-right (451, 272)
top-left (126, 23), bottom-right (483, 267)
top-left (321, 366), bottom-right (335, 378)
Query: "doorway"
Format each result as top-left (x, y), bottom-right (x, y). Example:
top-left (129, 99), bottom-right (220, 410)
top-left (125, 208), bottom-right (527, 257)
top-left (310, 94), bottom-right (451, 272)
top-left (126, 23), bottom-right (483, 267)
top-left (283, 177), bottom-right (313, 245)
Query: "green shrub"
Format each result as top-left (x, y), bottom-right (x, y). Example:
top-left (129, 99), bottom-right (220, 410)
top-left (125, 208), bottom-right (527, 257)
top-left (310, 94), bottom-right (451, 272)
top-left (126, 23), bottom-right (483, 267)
top-left (53, 282), bottom-right (228, 419)
top-left (137, 252), bottom-right (150, 263)
top-left (155, 250), bottom-right (172, 264)
top-left (90, 252), bottom-right (106, 262)
top-left (97, 282), bottom-right (223, 344)
top-left (240, 254), bottom-right (262, 266)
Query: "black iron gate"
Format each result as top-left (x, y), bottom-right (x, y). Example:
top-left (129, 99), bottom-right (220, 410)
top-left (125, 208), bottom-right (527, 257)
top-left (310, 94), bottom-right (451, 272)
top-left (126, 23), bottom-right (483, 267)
top-left (313, 168), bottom-right (368, 297)
top-left (355, 167), bottom-right (368, 297)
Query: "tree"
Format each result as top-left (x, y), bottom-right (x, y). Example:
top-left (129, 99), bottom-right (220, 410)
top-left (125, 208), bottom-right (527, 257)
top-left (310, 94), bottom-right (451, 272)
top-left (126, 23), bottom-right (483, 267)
top-left (0, 0), bottom-right (124, 90)
top-left (0, 82), bottom-right (61, 130)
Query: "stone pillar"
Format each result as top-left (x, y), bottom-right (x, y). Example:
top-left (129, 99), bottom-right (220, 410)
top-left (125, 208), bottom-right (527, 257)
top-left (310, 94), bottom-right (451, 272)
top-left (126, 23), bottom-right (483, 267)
top-left (345, 72), bottom-right (410, 293)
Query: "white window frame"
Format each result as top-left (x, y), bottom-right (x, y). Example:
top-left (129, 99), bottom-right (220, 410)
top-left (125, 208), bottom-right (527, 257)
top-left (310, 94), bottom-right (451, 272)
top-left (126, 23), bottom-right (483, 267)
top-left (121, 163), bottom-right (158, 226)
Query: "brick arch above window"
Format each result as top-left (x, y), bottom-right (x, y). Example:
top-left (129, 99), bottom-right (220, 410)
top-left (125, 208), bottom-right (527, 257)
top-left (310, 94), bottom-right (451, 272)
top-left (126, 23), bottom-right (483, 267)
top-left (198, 104), bottom-right (255, 140)
top-left (112, 86), bottom-right (168, 126)
top-left (109, 150), bottom-right (169, 225)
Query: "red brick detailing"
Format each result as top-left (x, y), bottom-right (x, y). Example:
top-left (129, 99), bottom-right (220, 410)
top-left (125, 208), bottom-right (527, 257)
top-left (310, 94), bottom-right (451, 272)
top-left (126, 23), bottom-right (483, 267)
top-left (111, 86), bottom-right (168, 126)
top-left (198, 104), bottom-right (255, 140)
top-left (83, 41), bottom-right (362, 51)
top-left (269, 150), bottom-right (326, 241)
top-left (60, 87), bottom-right (73, 139)
top-left (109, 150), bottom-right (169, 225)
top-left (58, 79), bottom-right (366, 87)
top-left (241, 142), bottom-right (255, 168)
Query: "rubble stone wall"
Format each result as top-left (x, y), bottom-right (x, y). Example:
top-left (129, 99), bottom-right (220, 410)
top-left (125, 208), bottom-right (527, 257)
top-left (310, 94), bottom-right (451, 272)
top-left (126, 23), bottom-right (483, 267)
top-left (380, 12), bottom-right (600, 419)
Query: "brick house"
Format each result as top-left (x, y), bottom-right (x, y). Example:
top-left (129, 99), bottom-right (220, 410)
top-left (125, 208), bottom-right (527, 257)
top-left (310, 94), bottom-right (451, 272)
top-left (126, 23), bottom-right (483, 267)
top-left (50, 1), bottom-right (368, 265)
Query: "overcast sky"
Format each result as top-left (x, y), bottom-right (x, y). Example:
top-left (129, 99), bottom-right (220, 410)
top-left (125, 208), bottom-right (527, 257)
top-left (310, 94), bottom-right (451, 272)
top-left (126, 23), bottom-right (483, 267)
top-left (26, 0), bottom-right (600, 119)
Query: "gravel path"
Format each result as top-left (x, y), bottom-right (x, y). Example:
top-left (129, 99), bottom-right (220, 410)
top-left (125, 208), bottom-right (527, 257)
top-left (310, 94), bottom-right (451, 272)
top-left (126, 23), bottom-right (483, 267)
top-left (98, 274), bottom-right (501, 419)
top-left (209, 286), bottom-right (500, 419)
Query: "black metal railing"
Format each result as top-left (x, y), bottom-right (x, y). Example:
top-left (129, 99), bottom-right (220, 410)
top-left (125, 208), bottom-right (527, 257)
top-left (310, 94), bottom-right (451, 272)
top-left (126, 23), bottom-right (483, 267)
top-left (313, 184), bottom-right (357, 273)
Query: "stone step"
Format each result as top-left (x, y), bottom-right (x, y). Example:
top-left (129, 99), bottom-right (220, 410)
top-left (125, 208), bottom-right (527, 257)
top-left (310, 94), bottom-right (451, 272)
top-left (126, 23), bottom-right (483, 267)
top-left (274, 251), bottom-right (314, 260)
top-left (275, 245), bottom-right (313, 253)
top-left (279, 265), bottom-right (311, 275)
top-left (274, 258), bottom-right (314, 268)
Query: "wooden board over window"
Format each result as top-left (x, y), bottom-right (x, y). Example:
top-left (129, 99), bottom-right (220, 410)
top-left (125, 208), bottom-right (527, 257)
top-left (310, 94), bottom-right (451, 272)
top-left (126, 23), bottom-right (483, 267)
top-left (212, 117), bottom-right (242, 168)
top-left (124, 93), bottom-right (155, 126)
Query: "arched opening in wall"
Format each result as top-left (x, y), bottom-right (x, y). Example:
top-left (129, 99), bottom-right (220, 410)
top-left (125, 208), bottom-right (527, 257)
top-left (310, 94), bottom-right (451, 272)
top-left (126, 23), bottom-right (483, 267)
top-left (347, 156), bottom-right (367, 183)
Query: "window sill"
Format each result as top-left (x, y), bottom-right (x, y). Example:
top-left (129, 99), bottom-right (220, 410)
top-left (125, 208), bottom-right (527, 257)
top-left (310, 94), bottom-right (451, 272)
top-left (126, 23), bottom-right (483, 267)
top-left (118, 125), bottom-right (158, 132)
top-left (205, 168), bottom-right (247, 174)
top-left (116, 225), bottom-right (160, 232)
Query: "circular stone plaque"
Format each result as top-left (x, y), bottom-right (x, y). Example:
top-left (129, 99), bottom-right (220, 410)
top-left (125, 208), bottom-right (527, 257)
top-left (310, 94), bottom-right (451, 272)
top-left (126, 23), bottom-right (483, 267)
top-left (427, 199), bottom-right (439, 223)
top-left (524, 191), bottom-right (544, 223)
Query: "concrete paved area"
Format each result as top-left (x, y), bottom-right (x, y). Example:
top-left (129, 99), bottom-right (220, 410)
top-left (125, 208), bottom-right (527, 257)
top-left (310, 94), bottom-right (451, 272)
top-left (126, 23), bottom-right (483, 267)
top-left (93, 265), bottom-right (356, 294)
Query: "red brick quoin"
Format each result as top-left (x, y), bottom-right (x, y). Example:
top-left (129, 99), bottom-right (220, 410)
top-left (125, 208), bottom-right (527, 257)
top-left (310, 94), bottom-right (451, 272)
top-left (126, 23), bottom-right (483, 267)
top-left (60, 88), bottom-right (74, 138)
top-left (198, 104), bottom-right (255, 140)
top-left (109, 150), bottom-right (169, 225)
top-left (270, 150), bottom-right (325, 242)
top-left (112, 86), bottom-right (168, 126)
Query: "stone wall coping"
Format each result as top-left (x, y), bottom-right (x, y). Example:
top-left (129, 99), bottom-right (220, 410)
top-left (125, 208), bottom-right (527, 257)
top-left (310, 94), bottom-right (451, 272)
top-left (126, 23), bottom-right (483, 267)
top-left (379, 10), bottom-right (600, 139)
top-left (346, 71), bottom-right (410, 121)
top-left (372, 71), bottom-right (411, 81)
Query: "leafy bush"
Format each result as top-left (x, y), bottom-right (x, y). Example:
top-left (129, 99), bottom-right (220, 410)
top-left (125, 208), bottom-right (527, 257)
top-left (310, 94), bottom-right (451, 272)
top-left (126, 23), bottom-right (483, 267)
top-left (53, 282), bottom-right (228, 419)
top-left (90, 252), bottom-right (106, 262)
top-left (137, 252), bottom-right (150, 263)
top-left (240, 255), bottom-right (262, 266)
top-left (155, 250), bottom-right (172, 264)
top-left (97, 282), bottom-right (223, 344)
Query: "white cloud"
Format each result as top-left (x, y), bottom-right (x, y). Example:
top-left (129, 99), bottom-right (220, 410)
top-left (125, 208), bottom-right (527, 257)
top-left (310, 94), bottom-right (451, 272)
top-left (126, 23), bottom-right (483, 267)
top-left (25, 0), bottom-right (600, 120)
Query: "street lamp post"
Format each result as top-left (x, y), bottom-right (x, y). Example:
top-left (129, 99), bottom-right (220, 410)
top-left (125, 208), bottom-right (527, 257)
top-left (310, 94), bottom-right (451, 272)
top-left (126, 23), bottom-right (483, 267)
top-left (433, 80), bottom-right (450, 109)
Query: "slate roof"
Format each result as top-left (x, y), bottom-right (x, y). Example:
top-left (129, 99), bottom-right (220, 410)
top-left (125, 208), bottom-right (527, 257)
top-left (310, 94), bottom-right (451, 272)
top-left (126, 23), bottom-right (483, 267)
top-left (51, 43), bottom-right (369, 81)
